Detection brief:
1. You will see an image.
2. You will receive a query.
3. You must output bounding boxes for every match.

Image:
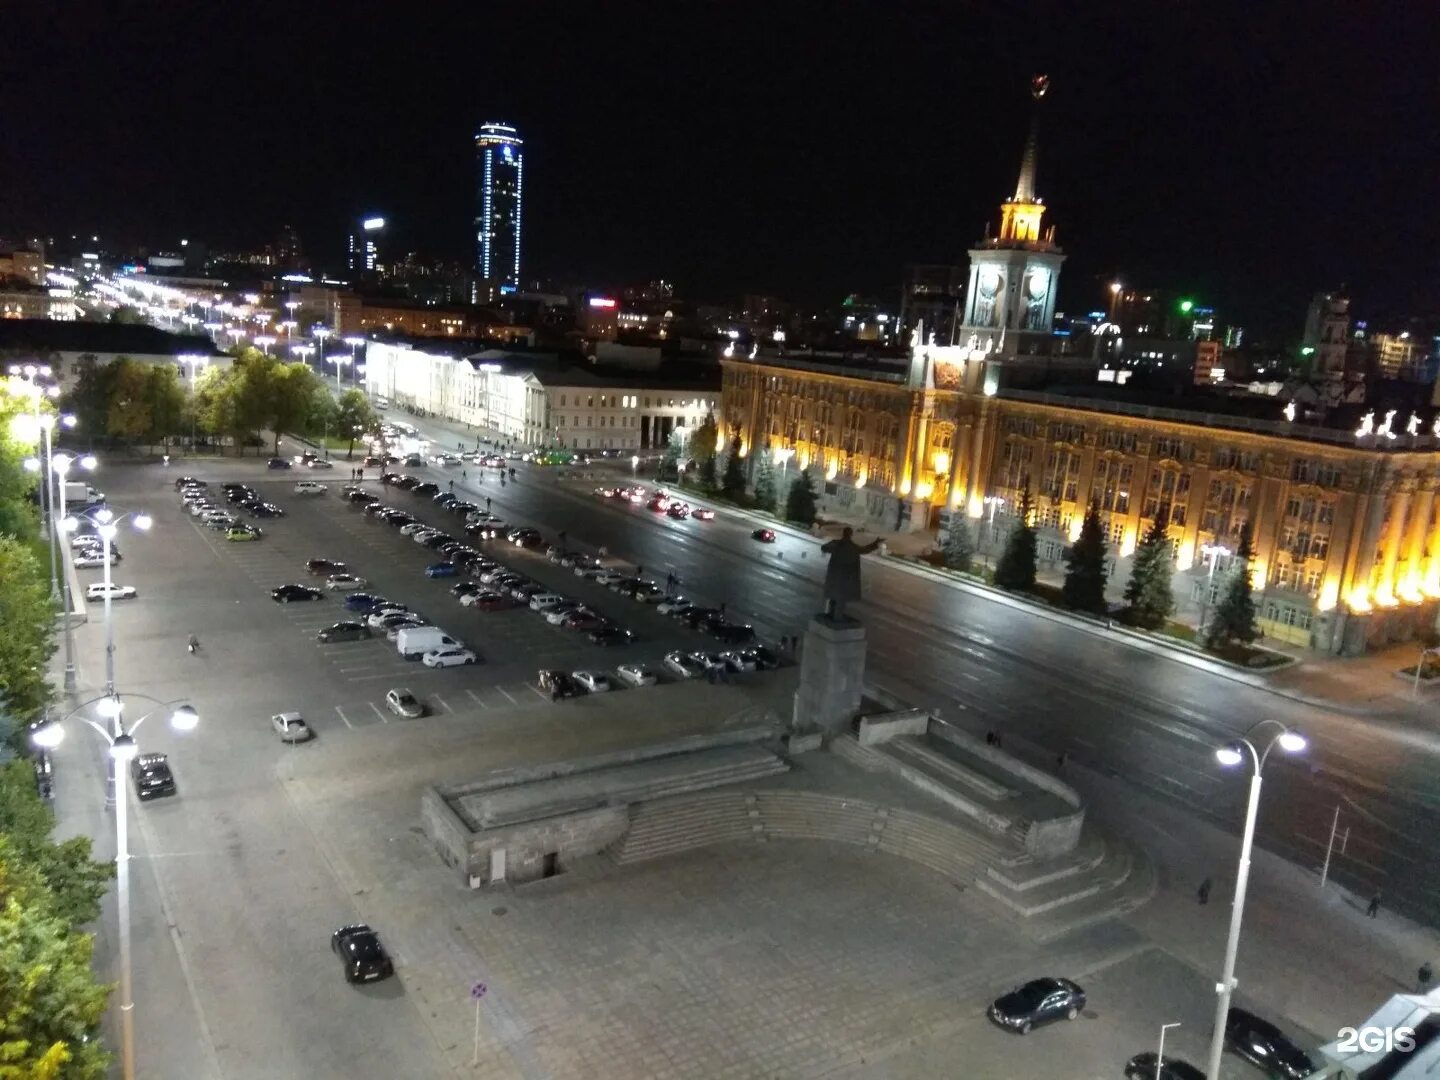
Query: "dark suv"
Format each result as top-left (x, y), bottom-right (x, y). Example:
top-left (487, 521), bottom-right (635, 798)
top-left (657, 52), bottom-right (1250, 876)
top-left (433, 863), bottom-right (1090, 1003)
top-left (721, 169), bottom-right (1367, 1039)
top-left (130, 753), bottom-right (177, 800)
top-left (538, 670), bottom-right (578, 700)
top-left (1224, 1008), bottom-right (1316, 1078)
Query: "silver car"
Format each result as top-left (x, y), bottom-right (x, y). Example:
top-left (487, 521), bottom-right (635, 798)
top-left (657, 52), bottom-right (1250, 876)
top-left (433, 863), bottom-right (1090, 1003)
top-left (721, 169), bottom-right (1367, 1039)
top-left (271, 712), bottom-right (314, 742)
top-left (384, 689), bottom-right (426, 719)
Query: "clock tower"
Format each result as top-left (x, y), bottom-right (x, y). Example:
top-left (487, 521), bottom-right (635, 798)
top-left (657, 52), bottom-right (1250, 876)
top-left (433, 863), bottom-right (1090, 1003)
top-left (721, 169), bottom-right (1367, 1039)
top-left (959, 75), bottom-right (1066, 360)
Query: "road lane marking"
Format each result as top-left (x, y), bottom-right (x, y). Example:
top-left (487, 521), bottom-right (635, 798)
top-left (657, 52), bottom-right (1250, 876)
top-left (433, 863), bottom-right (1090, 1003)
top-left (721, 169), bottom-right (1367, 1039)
top-left (465, 689), bottom-right (489, 708)
top-left (367, 701), bottom-right (387, 723)
top-left (432, 694), bottom-right (451, 713)
top-left (496, 685), bottom-right (518, 704)
top-left (529, 684), bottom-right (549, 700)
top-left (334, 706), bottom-right (354, 729)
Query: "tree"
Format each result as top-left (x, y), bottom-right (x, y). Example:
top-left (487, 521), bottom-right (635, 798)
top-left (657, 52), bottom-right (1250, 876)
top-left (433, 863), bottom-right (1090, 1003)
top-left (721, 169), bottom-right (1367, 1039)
top-left (333, 389), bottom-right (378, 458)
top-left (994, 480), bottom-right (1037, 591)
top-left (260, 360), bottom-right (323, 455)
top-left (698, 451), bottom-right (717, 491)
top-left (0, 763), bottom-right (111, 927)
top-left (0, 538), bottom-right (55, 726)
top-left (720, 427), bottom-right (746, 499)
top-left (690, 409), bottom-right (718, 463)
top-left (105, 359), bottom-right (152, 443)
top-left (0, 837), bottom-right (112, 1079)
top-left (1124, 510), bottom-right (1175, 629)
top-left (1062, 500), bottom-right (1109, 613)
top-left (660, 428), bottom-right (683, 479)
top-left (62, 357), bottom-right (111, 441)
top-left (142, 364), bottom-right (186, 451)
top-left (942, 516), bottom-right (975, 573)
top-left (752, 449), bottom-right (778, 513)
top-left (0, 386), bottom-right (43, 542)
top-left (1206, 521), bottom-right (1259, 649)
top-left (784, 467), bottom-right (818, 526)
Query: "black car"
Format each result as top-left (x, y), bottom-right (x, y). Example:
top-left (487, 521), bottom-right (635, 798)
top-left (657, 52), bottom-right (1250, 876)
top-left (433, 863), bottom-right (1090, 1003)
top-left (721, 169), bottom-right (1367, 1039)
top-left (330, 924), bottom-right (394, 984)
top-left (347, 491), bottom-right (380, 506)
top-left (511, 528), bottom-right (544, 548)
top-left (589, 627), bottom-right (634, 646)
top-left (220, 481), bottom-right (251, 492)
top-left (739, 645), bottom-right (780, 670)
top-left (318, 621), bottom-right (372, 643)
top-left (411, 481), bottom-right (440, 496)
top-left (306, 558), bottom-right (348, 576)
top-left (391, 474), bottom-right (419, 490)
top-left (130, 753), bottom-right (176, 800)
top-left (751, 528), bottom-right (776, 542)
top-left (248, 502), bottom-right (285, 518)
top-left (451, 580), bottom-right (482, 597)
top-left (433, 491), bottom-right (458, 505)
top-left (266, 457), bottom-right (292, 469)
top-left (986, 977), bottom-right (1086, 1034)
top-left (422, 533), bottom-right (456, 549)
top-left (271, 583), bottom-right (324, 603)
top-left (708, 622), bottom-right (757, 645)
top-left (683, 607), bottom-right (724, 629)
top-left (1224, 1008), bottom-right (1316, 1079)
top-left (380, 472), bottom-right (401, 486)
top-left (226, 487), bottom-right (257, 504)
top-left (538, 669), bottom-right (579, 700)
top-left (1123, 1053), bottom-right (1205, 1080)
top-left (173, 476), bottom-right (206, 491)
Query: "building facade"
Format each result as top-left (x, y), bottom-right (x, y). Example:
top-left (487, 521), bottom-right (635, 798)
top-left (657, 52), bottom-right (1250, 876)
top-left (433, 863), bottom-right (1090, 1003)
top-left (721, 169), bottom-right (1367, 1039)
top-left (474, 122), bottom-right (523, 288)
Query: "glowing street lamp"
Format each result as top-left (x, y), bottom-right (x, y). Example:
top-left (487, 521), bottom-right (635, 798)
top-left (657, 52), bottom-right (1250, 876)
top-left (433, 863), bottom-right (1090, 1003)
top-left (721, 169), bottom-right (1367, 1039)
top-left (1204, 721), bottom-right (1306, 1080)
top-left (253, 335), bottom-right (276, 355)
top-left (1196, 542), bottom-right (1232, 635)
top-left (63, 507), bottom-right (151, 694)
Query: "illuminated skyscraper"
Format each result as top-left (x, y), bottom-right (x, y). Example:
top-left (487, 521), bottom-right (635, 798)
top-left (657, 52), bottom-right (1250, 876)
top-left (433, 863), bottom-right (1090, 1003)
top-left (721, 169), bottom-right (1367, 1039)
top-left (474, 122), bottom-right (523, 288)
top-left (349, 216), bottom-right (384, 274)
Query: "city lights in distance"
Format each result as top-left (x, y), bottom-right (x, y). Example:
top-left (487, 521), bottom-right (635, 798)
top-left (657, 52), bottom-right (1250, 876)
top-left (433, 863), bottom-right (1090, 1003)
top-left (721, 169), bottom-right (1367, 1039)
top-left (362, 217), bottom-right (385, 231)
top-left (588, 297), bottom-right (617, 309)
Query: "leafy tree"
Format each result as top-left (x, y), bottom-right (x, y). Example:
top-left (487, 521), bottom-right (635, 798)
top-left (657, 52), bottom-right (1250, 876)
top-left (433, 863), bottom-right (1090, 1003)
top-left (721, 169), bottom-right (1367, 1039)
top-left (942, 516), bottom-right (975, 572)
top-left (690, 409), bottom-right (718, 463)
top-left (1124, 509), bottom-right (1175, 629)
top-left (142, 364), bottom-right (186, 450)
top-left (0, 763), bottom-right (111, 927)
top-left (0, 538), bottom-right (55, 725)
top-left (108, 304), bottom-right (144, 324)
top-left (1062, 501), bottom-right (1109, 613)
top-left (62, 357), bottom-right (111, 440)
top-left (660, 428), bottom-right (683, 479)
top-left (1206, 521), bottom-right (1259, 649)
top-left (333, 389), bottom-right (378, 458)
top-left (720, 427), bottom-right (746, 499)
top-left (0, 387), bottom-right (43, 541)
top-left (752, 449), bottom-right (778, 512)
top-left (0, 836), bottom-right (112, 1078)
top-left (105, 359), bottom-right (153, 443)
top-left (784, 466), bottom-right (818, 526)
top-left (698, 451), bottom-right (717, 491)
top-left (994, 480), bottom-right (1037, 591)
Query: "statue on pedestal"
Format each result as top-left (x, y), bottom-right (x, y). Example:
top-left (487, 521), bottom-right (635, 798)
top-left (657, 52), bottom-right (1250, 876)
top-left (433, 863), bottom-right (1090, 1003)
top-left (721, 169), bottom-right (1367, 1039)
top-left (820, 527), bottom-right (881, 621)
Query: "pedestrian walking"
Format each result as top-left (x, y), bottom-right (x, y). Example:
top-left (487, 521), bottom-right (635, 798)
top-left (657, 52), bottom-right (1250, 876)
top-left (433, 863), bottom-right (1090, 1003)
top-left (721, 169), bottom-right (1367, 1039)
top-left (1367, 891), bottom-right (1382, 918)
top-left (985, 731), bottom-right (997, 746)
top-left (462, 470), bottom-right (467, 480)
top-left (1197, 877), bottom-right (1212, 905)
top-left (1419, 962), bottom-right (1434, 992)
top-left (1056, 751), bottom-right (1068, 771)
top-left (448, 479), bottom-right (455, 492)
top-left (486, 497), bottom-right (492, 511)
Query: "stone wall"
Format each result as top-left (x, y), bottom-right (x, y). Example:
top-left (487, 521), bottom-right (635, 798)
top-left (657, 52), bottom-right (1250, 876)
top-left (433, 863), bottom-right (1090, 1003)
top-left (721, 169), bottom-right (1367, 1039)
top-left (929, 719), bottom-right (1082, 809)
top-left (476, 806), bottom-right (631, 885)
top-left (856, 708), bottom-right (931, 746)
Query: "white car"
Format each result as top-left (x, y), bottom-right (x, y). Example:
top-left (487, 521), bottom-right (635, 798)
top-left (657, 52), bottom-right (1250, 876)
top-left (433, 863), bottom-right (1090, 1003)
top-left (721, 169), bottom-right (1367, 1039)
top-left (306, 459), bottom-right (334, 469)
top-left (271, 712), bottom-right (314, 743)
top-left (295, 481), bottom-right (327, 495)
top-left (384, 688), bottom-right (426, 719)
top-left (422, 646), bottom-right (477, 668)
top-left (656, 596), bottom-right (691, 615)
top-left (632, 584), bottom-right (665, 603)
top-left (544, 603), bottom-right (586, 624)
top-left (594, 571), bottom-right (627, 587)
top-left (398, 522), bottom-right (430, 536)
top-left (325, 574), bottom-right (366, 591)
top-left (478, 567), bottom-right (509, 583)
top-left (412, 530), bottom-right (441, 544)
top-left (72, 552), bottom-right (116, 569)
top-left (187, 501), bottom-right (214, 516)
top-left (616, 664), bottom-right (658, 688)
top-left (664, 651), bottom-right (705, 679)
top-left (69, 534), bottom-right (103, 550)
top-left (85, 582), bottom-right (137, 600)
top-left (529, 593), bottom-right (566, 612)
top-left (719, 650), bottom-right (757, 673)
top-left (572, 671), bottom-right (612, 693)
top-left (367, 606), bottom-right (414, 628)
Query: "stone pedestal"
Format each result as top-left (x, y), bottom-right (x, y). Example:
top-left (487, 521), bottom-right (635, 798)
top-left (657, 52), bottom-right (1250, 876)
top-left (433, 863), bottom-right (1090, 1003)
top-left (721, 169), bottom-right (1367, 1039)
top-left (792, 615), bottom-right (867, 737)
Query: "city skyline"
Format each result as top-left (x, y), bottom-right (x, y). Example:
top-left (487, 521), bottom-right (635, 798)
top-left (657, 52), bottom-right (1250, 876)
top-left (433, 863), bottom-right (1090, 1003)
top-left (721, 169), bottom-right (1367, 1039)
top-left (2, 3), bottom-right (1436, 335)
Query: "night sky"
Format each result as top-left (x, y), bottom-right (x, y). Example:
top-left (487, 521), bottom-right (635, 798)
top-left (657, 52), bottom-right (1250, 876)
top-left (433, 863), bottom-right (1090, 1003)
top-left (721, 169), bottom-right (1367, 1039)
top-left (3, 2), bottom-right (1436, 337)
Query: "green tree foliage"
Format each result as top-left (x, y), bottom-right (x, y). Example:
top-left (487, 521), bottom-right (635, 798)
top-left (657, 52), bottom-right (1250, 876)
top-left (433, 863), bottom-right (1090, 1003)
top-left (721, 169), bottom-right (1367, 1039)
top-left (1206, 521), bottom-right (1259, 649)
top-left (333, 390), bottom-right (378, 459)
top-left (698, 451), bottom-right (717, 491)
top-left (1124, 509), bottom-right (1176, 629)
top-left (263, 361), bottom-right (324, 455)
top-left (661, 428), bottom-right (683, 479)
top-left (0, 387), bottom-right (42, 541)
top-left (994, 480), bottom-right (1037, 591)
top-left (62, 358), bottom-right (111, 440)
top-left (691, 410), bottom-right (718, 463)
top-left (0, 538), bottom-right (55, 725)
top-left (108, 305), bottom-right (144, 324)
top-left (142, 365), bottom-right (186, 450)
top-left (942, 516), bottom-right (975, 573)
top-left (720, 427), bottom-right (746, 499)
top-left (1062, 501), bottom-right (1109, 613)
top-left (784, 467), bottom-right (818, 526)
top-left (0, 764), bottom-right (111, 927)
top-left (751, 449), bottom-right (777, 513)
top-left (104, 359), bottom-right (152, 443)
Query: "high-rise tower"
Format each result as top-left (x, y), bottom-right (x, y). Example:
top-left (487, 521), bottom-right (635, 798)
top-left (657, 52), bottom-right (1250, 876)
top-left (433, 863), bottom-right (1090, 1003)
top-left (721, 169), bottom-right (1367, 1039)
top-left (474, 122), bottom-right (523, 288)
top-left (957, 75), bottom-right (1065, 359)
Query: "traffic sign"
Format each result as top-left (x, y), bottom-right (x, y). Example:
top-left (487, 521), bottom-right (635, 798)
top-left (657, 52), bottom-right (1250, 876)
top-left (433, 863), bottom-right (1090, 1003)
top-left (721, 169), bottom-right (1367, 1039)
top-left (470, 981), bottom-right (488, 1000)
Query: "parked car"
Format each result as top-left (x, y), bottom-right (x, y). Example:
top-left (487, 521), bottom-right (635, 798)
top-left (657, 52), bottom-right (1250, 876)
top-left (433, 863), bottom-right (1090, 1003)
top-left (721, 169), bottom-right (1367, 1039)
top-left (1223, 1008), bottom-right (1317, 1079)
top-left (538, 669), bottom-right (579, 700)
top-left (589, 627), bottom-right (633, 646)
top-left (378, 612), bottom-right (426, 634)
top-left (564, 611), bottom-right (606, 632)
top-left (544, 602), bottom-right (587, 624)
top-left (719, 650), bottom-right (757, 673)
top-left (708, 622), bottom-right (757, 645)
top-left (318, 621), bottom-right (372, 643)
top-left (451, 580), bottom-right (482, 598)
top-left (751, 528), bottom-right (776, 542)
top-left (987, 977), bottom-right (1086, 1035)
top-left (248, 502), bottom-right (285, 518)
top-left (738, 645), bottom-right (780, 670)
top-left (461, 590), bottom-right (510, 610)
top-left (572, 671), bottom-right (613, 693)
top-left (663, 651), bottom-right (705, 679)
top-left (1123, 1053), bottom-right (1204, 1080)
top-left (615, 664), bottom-right (658, 687)
top-left (330, 924), bottom-right (394, 984)
top-left (271, 712), bottom-right (314, 742)
top-left (130, 753), bottom-right (176, 800)
top-left (656, 597), bottom-right (692, 615)
top-left (85, 583), bottom-right (137, 600)
top-left (529, 593), bottom-right (567, 611)
top-left (294, 481), bottom-right (327, 495)
top-left (227, 525), bottom-right (262, 541)
top-left (367, 605), bottom-right (414, 628)
top-left (411, 481), bottom-right (439, 496)
top-left (73, 552), bottom-right (117, 568)
top-left (424, 562), bottom-right (459, 578)
top-left (271, 583), bottom-right (323, 603)
top-left (384, 688), bottom-right (426, 719)
top-left (173, 476), bottom-right (206, 490)
top-left (422, 646), bottom-right (477, 668)
top-left (683, 607), bottom-right (723, 629)
top-left (343, 592), bottom-right (387, 612)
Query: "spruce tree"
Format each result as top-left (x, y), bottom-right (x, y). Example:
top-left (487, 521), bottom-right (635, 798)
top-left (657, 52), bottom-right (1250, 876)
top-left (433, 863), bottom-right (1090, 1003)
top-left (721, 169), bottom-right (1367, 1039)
top-left (942, 517), bottom-right (975, 573)
top-left (1062, 500), bottom-right (1109, 613)
top-left (699, 452), bottom-right (717, 491)
top-left (721, 427), bottom-right (746, 499)
top-left (752, 450), bottom-right (778, 512)
top-left (785, 467), bottom-right (818, 526)
top-left (993, 480), bottom-right (1037, 591)
top-left (1206, 521), bottom-right (1259, 649)
top-left (1124, 509), bottom-right (1176, 629)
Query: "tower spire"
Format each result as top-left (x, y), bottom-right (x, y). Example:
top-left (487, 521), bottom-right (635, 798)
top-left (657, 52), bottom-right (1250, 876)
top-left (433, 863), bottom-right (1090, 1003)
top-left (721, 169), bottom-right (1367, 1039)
top-left (1013, 74), bottom-right (1048, 203)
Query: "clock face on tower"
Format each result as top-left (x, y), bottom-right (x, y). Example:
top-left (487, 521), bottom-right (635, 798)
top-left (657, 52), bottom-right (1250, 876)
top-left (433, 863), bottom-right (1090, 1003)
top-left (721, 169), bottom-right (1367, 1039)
top-left (978, 268), bottom-right (1002, 297)
top-left (1026, 268), bottom-right (1049, 300)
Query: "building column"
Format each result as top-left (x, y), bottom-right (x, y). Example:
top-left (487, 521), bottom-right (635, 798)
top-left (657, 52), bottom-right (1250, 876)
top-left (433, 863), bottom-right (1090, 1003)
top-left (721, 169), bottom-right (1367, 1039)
top-left (948, 417), bottom-right (971, 508)
top-left (1378, 478), bottom-right (1413, 602)
top-left (1402, 476), bottom-right (1435, 595)
top-left (964, 403), bottom-right (991, 517)
top-left (1340, 462), bottom-right (1391, 606)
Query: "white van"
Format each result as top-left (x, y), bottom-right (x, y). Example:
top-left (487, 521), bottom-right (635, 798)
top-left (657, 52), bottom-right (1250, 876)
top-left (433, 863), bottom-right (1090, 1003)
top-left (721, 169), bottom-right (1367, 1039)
top-left (395, 626), bottom-right (462, 660)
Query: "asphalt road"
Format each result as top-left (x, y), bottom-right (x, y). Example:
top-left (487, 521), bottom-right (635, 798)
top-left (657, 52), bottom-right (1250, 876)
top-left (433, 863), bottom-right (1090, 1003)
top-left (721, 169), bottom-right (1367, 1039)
top-left (402, 419), bottom-right (1440, 927)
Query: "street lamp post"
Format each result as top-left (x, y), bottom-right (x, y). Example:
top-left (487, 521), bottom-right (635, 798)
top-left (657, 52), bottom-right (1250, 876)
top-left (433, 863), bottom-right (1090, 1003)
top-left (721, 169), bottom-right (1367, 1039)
top-left (50, 447), bottom-right (94, 691)
top-left (983, 495), bottom-right (1006, 566)
top-left (254, 335), bottom-right (276, 356)
top-left (1196, 542), bottom-right (1232, 636)
top-left (1156, 1021), bottom-right (1182, 1079)
top-left (1204, 720), bottom-right (1307, 1080)
top-left (313, 325), bottom-right (332, 380)
top-left (31, 694), bottom-right (199, 1080)
top-left (63, 508), bottom-right (152, 696)
top-left (344, 337), bottom-right (365, 386)
top-left (332, 354), bottom-right (351, 388)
